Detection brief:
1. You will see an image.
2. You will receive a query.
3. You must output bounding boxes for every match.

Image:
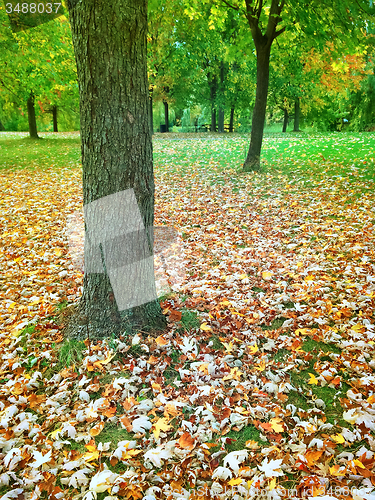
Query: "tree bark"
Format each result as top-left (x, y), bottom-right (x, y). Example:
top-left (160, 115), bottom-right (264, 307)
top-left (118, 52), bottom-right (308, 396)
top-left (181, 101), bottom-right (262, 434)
top-left (52, 105), bottom-right (58, 132)
top-left (282, 107), bottom-right (288, 132)
top-left (209, 74), bottom-right (217, 132)
top-left (66, 0), bottom-right (166, 338)
top-left (27, 92), bottom-right (39, 139)
top-left (293, 97), bottom-right (300, 132)
top-left (229, 106), bottom-right (235, 132)
top-left (149, 91), bottom-right (154, 135)
top-left (163, 100), bottom-right (169, 132)
top-left (243, 46), bottom-right (271, 171)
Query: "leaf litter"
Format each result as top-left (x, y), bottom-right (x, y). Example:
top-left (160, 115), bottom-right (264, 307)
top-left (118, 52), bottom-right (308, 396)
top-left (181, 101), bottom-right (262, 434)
top-left (0, 135), bottom-right (374, 499)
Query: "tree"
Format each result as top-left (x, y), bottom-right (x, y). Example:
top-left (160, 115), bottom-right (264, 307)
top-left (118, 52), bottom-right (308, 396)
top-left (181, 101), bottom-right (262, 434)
top-left (0, 12), bottom-right (77, 136)
top-left (219, 0), bottom-right (374, 171)
top-left (66, 0), bottom-right (166, 338)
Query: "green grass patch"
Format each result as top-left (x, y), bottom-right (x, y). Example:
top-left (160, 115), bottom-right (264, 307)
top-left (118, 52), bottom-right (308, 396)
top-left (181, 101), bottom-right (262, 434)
top-left (96, 422), bottom-right (135, 451)
top-left (224, 425), bottom-right (262, 452)
top-left (178, 310), bottom-right (201, 332)
top-left (302, 338), bottom-right (341, 354)
top-left (57, 338), bottom-right (87, 369)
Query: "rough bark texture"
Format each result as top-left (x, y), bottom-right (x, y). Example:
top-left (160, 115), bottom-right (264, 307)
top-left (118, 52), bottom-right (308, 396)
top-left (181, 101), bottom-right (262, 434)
top-left (149, 92), bottom-right (154, 135)
top-left (229, 106), bottom-right (235, 133)
top-left (243, 46), bottom-right (271, 171)
top-left (282, 108), bottom-right (288, 132)
top-left (52, 105), bottom-right (58, 132)
top-left (66, 0), bottom-right (166, 338)
top-left (27, 92), bottom-right (39, 139)
top-left (293, 97), bottom-right (300, 132)
top-left (163, 100), bottom-right (169, 132)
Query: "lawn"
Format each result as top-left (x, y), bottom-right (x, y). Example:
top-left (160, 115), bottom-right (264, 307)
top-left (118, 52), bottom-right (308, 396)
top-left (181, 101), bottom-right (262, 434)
top-left (0, 131), bottom-right (374, 499)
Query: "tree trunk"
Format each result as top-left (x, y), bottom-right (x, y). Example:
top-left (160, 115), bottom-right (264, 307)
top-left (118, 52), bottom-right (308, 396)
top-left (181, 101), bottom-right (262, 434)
top-left (66, 0), bottom-right (166, 338)
top-left (27, 92), bottom-right (39, 139)
top-left (229, 106), bottom-right (235, 133)
top-left (149, 91), bottom-right (154, 135)
top-left (218, 61), bottom-right (225, 133)
top-left (282, 108), bottom-right (288, 132)
top-left (209, 74), bottom-right (217, 132)
top-left (52, 105), bottom-right (58, 132)
top-left (243, 46), bottom-right (271, 172)
top-left (293, 97), bottom-right (300, 132)
top-left (163, 100), bottom-right (169, 132)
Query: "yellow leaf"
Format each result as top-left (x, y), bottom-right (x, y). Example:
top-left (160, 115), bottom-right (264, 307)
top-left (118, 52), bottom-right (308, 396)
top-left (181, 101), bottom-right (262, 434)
top-left (269, 417), bottom-right (284, 433)
top-left (200, 323), bottom-right (212, 331)
top-left (152, 417), bottom-right (172, 440)
top-left (331, 434), bottom-right (345, 444)
top-left (295, 328), bottom-right (311, 336)
top-left (256, 360), bottom-right (266, 371)
top-left (101, 353), bottom-right (115, 365)
top-left (55, 249), bottom-right (63, 256)
top-left (308, 373), bottom-right (319, 385)
top-left (262, 271), bottom-right (273, 280)
top-left (248, 344), bottom-right (258, 355)
top-left (82, 451), bottom-right (100, 462)
top-left (220, 300), bottom-right (231, 306)
top-left (50, 428), bottom-right (62, 440)
top-left (228, 478), bottom-right (242, 486)
top-left (354, 459), bottom-right (366, 469)
top-left (269, 477), bottom-right (277, 490)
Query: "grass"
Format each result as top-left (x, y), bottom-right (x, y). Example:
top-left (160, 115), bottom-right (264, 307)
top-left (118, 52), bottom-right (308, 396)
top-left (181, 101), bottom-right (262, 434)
top-left (223, 425), bottom-right (262, 452)
top-left (57, 338), bottom-right (87, 369)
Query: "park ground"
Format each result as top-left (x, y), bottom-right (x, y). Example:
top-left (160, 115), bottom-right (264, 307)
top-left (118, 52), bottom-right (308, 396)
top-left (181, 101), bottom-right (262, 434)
top-left (0, 131), bottom-right (375, 499)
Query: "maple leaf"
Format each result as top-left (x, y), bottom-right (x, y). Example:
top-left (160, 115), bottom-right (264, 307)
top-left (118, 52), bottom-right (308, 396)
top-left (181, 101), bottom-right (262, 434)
top-left (178, 432), bottom-right (195, 450)
top-left (308, 373), bottom-right (319, 385)
top-left (212, 466), bottom-right (233, 480)
top-left (30, 450), bottom-right (52, 469)
top-left (132, 416), bottom-right (152, 433)
top-left (258, 458), bottom-right (284, 478)
top-left (88, 468), bottom-right (119, 493)
top-left (223, 450), bottom-right (248, 474)
top-left (152, 417), bottom-right (172, 439)
top-left (269, 417), bottom-right (284, 433)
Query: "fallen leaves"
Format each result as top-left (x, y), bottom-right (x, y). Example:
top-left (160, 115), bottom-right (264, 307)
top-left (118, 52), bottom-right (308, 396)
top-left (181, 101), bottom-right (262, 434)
top-left (0, 135), bottom-right (375, 498)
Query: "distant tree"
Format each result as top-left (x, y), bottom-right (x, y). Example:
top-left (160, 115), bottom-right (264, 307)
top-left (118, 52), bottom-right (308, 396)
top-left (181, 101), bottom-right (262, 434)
top-left (219, 0), bottom-right (374, 171)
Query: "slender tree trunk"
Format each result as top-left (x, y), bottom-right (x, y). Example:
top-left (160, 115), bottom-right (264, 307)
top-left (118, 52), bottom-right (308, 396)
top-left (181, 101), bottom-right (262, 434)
top-left (209, 74), bottom-right (217, 132)
top-left (66, 0), bottom-right (166, 338)
top-left (243, 46), bottom-right (271, 172)
top-left (163, 100), bottom-right (169, 132)
top-left (218, 61), bottom-right (225, 133)
top-left (149, 91), bottom-right (154, 135)
top-left (52, 105), bottom-right (58, 132)
top-left (282, 108), bottom-right (288, 132)
top-left (293, 97), bottom-right (300, 132)
top-left (27, 92), bottom-right (39, 139)
top-left (229, 106), bottom-right (235, 132)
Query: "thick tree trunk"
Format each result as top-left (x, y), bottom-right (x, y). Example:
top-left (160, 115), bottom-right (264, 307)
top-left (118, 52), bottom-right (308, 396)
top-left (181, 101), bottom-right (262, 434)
top-left (149, 92), bottom-right (154, 135)
top-left (66, 0), bottom-right (166, 338)
top-left (243, 46), bottom-right (271, 172)
top-left (211, 110), bottom-right (216, 132)
top-left (27, 92), bottom-right (39, 139)
top-left (229, 106), bottom-right (235, 133)
top-left (282, 108), bottom-right (288, 132)
top-left (52, 105), bottom-right (58, 132)
top-left (218, 61), bottom-right (225, 133)
top-left (293, 97), bottom-right (300, 132)
top-left (163, 100), bottom-right (169, 132)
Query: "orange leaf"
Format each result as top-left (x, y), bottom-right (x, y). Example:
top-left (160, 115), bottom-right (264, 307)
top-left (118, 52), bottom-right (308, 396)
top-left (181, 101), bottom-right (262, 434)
top-left (90, 421), bottom-right (105, 437)
top-left (119, 415), bottom-right (132, 432)
top-left (179, 432), bottom-right (195, 451)
top-left (169, 310), bottom-right (182, 321)
top-left (155, 335), bottom-right (169, 346)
